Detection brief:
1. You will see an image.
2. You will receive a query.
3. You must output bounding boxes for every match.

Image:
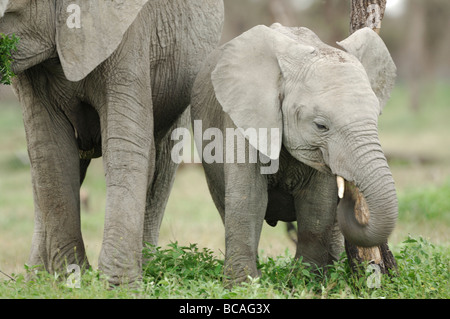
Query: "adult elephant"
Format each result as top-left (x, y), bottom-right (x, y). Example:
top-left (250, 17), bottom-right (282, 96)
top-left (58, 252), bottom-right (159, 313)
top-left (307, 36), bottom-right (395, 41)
top-left (0, 0), bottom-right (224, 285)
top-left (191, 24), bottom-right (397, 285)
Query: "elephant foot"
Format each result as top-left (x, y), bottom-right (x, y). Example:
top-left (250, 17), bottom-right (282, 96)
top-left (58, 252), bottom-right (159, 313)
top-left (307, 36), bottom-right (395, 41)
top-left (224, 261), bottom-right (261, 288)
top-left (98, 238), bottom-right (143, 286)
top-left (25, 249), bottom-right (90, 287)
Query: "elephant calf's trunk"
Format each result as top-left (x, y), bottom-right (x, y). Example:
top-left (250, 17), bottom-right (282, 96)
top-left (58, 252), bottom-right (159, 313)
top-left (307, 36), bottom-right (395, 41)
top-left (334, 140), bottom-right (398, 247)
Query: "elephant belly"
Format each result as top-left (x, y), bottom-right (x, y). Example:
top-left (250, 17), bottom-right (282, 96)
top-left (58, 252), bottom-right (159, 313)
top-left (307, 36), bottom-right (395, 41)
top-left (265, 188), bottom-right (296, 226)
top-left (148, 0), bottom-right (224, 139)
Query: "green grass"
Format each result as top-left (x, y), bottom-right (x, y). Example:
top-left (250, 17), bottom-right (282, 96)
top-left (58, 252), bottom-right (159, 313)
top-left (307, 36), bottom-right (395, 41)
top-left (379, 81), bottom-right (450, 133)
top-left (0, 237), bottom-right (448, 299)
top-left (398, 179), bottom-right (450, 224)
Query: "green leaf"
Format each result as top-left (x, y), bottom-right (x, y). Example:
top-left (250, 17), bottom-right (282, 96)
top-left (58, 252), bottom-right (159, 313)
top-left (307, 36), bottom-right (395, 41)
top-left (0, 33), bottom-right (19, 85)
top-left (403, 236), bottom-right (418, 244)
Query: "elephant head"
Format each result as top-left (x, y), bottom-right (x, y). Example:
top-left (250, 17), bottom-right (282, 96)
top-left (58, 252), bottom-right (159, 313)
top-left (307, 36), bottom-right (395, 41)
top-left (0, 0), bottom-right (149, 81)
top-left (211, 24), bottom-right (397, 247)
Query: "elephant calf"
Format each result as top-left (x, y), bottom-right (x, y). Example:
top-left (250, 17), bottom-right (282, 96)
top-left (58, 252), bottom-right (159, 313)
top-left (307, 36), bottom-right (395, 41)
top-left (190, 23), bottom-right (398, 285)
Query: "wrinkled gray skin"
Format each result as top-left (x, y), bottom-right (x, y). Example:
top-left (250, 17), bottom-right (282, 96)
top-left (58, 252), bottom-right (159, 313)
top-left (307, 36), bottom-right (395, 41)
top-left (0, 0), bottom-right (224, 285)
top-left (191, 24), bottom-right (397, 285)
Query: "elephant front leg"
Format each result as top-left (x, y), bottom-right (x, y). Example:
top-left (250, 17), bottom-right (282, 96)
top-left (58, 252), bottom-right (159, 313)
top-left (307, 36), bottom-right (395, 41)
top-left (223, 163), bottom-right (268, 286)
top-left (98, 86), bottom-right (154, 286)
top-left (294, 171), bottom-right (342, 268)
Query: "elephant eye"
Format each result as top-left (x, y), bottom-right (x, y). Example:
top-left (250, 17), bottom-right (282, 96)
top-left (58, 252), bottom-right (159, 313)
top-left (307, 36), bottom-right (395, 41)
top-left (314, 122), bottom-right (329, 132)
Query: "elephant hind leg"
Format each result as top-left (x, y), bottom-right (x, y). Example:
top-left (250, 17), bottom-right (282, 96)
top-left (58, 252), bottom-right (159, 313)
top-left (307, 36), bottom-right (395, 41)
top-left (142, 138), bottom-right (178, 248)
top-left (143, 109), bottom-right (190, 248)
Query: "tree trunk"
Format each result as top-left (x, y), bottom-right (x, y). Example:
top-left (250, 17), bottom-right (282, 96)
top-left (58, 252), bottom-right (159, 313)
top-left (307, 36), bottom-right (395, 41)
top-left (346, 0), bottom-right (398, 276)
top-left (350, 0), bottom-right (386, 35)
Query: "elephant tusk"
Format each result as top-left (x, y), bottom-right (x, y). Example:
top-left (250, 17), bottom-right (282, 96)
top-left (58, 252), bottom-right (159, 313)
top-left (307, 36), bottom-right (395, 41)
top-left (337, 176), bottom-right (345, 199)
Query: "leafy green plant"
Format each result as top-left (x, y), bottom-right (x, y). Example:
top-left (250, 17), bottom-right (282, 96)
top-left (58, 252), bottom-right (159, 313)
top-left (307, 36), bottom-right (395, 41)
top-left (143, 242), bottom-right (224, 282)
top-left (0, 33), bottom-right (19, 85)
top-left (142, 242), bottom-right (226, 297)
top-left (388, 236), bottom-right (450, 298)
top-left (0, 236), bottom-right (448, 298)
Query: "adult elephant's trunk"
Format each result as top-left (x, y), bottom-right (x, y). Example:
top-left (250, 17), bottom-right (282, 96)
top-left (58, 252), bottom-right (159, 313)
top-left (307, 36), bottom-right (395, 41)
top-left (329, 125), bottom-right (398, 247)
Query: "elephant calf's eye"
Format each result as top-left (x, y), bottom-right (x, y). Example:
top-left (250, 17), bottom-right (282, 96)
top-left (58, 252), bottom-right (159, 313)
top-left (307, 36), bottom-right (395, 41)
top-left (314, 122), bottom-right (329, 132)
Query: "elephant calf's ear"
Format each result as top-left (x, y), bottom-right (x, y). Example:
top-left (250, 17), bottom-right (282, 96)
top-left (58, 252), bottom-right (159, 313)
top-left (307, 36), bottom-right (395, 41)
top-left (337, 27), bottom-right (397, 113)
top-left (0, 0), bottom-right (9, 17)
top-left (211, 25), bottom-right (285, 160)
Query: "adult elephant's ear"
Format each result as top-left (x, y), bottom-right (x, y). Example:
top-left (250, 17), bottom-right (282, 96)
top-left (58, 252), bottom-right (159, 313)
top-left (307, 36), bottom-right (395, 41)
top-left (56, 0), bottom-right (149, 82)
top-left (337, 27), bottom-right (397, 113)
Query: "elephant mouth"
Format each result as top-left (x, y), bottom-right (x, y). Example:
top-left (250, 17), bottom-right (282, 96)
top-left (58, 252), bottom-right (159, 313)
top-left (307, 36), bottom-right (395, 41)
top-left (336, 176), bottom-right (371, 227)
top-left (287, 146), bottom-right (332, 175)
top-left (335, 169), bottom-right (397, 247)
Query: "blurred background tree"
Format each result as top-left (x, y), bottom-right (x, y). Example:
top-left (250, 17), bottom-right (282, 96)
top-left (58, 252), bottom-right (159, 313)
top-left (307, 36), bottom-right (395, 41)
top-left (221, 0), bottom-right (450, 111)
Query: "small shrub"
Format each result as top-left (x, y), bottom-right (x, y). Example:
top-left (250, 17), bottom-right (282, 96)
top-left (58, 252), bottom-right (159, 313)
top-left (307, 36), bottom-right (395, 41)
top-left (142, 242), bottom-right (226, 297)
top-left (387, 236), bottom-right (450, 298)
